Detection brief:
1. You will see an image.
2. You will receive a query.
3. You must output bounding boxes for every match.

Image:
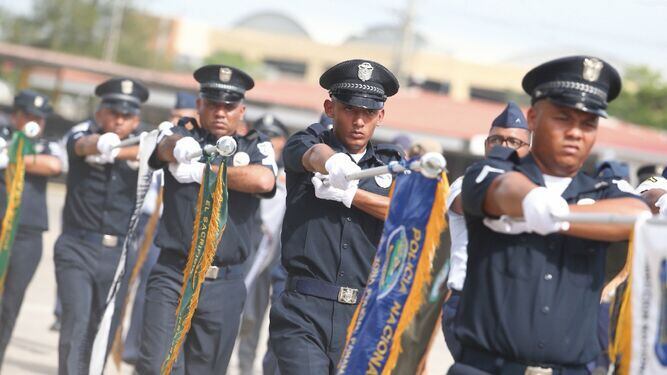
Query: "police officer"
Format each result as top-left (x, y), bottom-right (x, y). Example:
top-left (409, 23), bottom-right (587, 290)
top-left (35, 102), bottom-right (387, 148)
top-left (442, 101), bottom-right (531, 360)
top-left (0, 90), bottom-right (62, 368)
top-left (136, 64), bottom-right (277, 375)
top-left (450, 56), bottom-right (650, 375)
top-left (269, 59), bottom-right (403, 374)
top-left (237, 114), bottom-right (289, 375)
top-left (54, 77), bottom-right (148, 374)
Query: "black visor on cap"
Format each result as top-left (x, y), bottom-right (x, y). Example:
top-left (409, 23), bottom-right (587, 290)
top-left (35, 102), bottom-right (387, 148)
top-left (101, 99), bottom-right (140, 116)
top-left (200, 88), bottom-right (243, 104)
top-left (536, 90), bottom-right (609, 118)
top-left (331, 91), bottom-right (385, 110)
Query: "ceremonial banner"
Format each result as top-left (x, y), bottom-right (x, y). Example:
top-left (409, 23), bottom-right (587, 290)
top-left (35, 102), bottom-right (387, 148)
top-left (160, 156), bottom-right (228, 375)
top-left (337, 170), bottom-right (449, 375)
top-left (89, 131), bottom-right (158, 375)
top-left (0, 131), bottom-right (32, 298)
top-left (609, 216), bottom-right (667, 374)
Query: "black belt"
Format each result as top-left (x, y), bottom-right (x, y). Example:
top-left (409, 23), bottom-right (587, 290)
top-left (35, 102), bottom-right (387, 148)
top-left (287, 276), bottom-right (360, 305)
top-left (459, 346), bottom-right (589, 375)
top-left (64, 228), bottom-right (125, 248)
top-left (157, 250), bottom-right (244, 281)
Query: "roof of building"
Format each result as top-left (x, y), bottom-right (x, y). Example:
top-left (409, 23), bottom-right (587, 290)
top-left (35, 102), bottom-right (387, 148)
top-left (233, 11), bottom-right (310, 38)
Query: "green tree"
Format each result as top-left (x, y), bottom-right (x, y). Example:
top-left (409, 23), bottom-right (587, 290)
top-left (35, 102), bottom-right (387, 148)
top-left (0, 0), bottom-right (174, 70)
top-left (609, 66), bottom-right (667, 130)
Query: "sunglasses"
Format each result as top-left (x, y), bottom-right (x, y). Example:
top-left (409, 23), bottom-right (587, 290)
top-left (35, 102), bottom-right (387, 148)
top-left (485, 135), bottom-right (529, 150)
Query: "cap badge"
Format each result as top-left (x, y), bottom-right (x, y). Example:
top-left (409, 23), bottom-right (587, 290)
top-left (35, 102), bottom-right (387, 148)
top-left (121, 80), bottom-right (134, 94)
top-left (219, 67), bottom-right (232, 82)
top-left (582, 58), bottom-right (603, 82)
top-left (34, 96), bottom-right (44, 108)
top-left (264, 114), bottom-right (274, 125)
top-left (357, 62), bottom-right (373, 82)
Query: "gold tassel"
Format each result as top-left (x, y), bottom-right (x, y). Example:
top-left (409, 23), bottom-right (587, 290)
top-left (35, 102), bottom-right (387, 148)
top-left (608, 233), bottom-right (634, 374)
top-left (0, 138), bottom-right (25, 293)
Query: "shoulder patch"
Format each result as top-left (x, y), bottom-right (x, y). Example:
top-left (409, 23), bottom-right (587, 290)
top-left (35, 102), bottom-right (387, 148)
top-left (243, 129), bottom-right (260, 142)
top-left (306, 122), bottom-right (330, 136)
top-left (374, 143), bottom-right (404, 159)
top-left (70, 121), bottom-right (91, 134)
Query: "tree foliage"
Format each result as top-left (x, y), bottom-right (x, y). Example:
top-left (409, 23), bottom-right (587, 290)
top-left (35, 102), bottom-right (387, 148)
top-left (609, 66), bottom-right (667, 130)
top-left (0, 0), bottom-right (174, 70)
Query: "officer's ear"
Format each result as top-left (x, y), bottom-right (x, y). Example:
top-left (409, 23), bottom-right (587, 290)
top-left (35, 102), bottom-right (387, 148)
top-left (323, 99), bottom-right (335, 118)
top-left (376, 108), bottom-right (385, 126)
top-left (196, 97), bottom-right (204, 114)
top-left (527, 104), bottom-right (539, 133)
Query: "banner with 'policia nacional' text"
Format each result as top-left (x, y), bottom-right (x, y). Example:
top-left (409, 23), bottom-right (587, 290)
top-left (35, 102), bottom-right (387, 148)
top-left (337, 168), bottom-right (449, 375)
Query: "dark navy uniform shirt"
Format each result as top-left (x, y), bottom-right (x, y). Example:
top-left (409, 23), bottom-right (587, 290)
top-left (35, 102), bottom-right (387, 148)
top-left (62, 120), bottom-right (140, 236)
top-left (281, 123), bottom-right (403, 289)
top-left (0, 126), bottom-right (61, 231)
top-left (457, 148), bottom-right (642, 366)
top-left (149, 119), bottom-right (277, 266)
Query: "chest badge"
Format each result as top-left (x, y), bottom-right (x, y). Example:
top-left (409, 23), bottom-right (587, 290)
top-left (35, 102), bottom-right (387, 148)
top-left (233, 151), bottom-right (250, 167)
top-left (374, 173), bottom-right (393, 189)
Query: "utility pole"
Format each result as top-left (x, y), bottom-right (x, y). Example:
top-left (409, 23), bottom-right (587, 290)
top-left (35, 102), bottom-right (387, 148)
top-left (103, 0), bottom-right (127, 62)
top-left (391, 0), bottom-right (417, 85)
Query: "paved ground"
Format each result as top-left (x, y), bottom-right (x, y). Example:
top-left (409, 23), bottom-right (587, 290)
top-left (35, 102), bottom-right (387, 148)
top-left (3, 183), bottom-right (453, 374)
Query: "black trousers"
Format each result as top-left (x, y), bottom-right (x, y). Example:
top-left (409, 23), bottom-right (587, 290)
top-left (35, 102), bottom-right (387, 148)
top-left (269, 289), bottom-right (356, 375)
top-left (53, 232), bottom-right (129, 375)
top-left (135, 252), bottom-right (247, 375)
top-left (0, 226), bottom-right (43, 368)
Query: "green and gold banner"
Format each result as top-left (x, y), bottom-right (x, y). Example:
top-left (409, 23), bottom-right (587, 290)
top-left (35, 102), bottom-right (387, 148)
top-left (0, 131), bottom-right (32, 298)
top-left (161, 156), bottom-right (228, 375)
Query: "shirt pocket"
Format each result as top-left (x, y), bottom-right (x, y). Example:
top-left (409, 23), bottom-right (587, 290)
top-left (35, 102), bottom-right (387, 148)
top-left (490, 242), bottom-right (545, 280)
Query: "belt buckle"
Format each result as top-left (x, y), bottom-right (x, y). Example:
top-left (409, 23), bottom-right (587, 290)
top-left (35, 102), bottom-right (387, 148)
top-left (205, 266), bottom-right (219, 280)
top-left (337, 287), bottom-right (358, 304)
top-left (524, 367), bottom-right (553, 375)
top-left (102, 234), bottom-right (118, 247)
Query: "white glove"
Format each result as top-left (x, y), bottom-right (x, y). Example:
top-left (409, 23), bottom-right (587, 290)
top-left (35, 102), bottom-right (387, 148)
top-left (96, 132), bottom-right (121, 160)
top-left (0, 137), bottom-right (7, 151)
top-left (311, 172), bottom-right (357, 208)
top-left (483, 215), bottom-right (530, 234)
top-left (522, 187), bottom-right (571, 235)
top-left (168, 162), bottom-right (205, 184)
top-left (656, 193), bottom-right (667, 218)
top-left (173, 137), bottom-right (201, 164)
top-left (0, 151), bottom-right (8, 169)
top-left (324, 153), bottom-right (361, 190)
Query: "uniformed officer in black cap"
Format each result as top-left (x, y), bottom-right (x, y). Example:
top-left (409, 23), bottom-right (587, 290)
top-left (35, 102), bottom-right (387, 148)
top-left (449, 56), bottom-right (650, 374)
top-left (135, 64), bottom-right (277, 375)
top-left (268, 59), bottom-right (403, 374)
top-left (0, 90), bottom-right (62, 369)
top-left (54, 77), bottom-right (148, 374)
top-left (442, 101), bottom-right (531, 361)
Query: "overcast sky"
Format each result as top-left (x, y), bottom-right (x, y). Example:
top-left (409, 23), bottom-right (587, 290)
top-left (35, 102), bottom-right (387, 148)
top-left (3, 0), bottom-right (667, 74)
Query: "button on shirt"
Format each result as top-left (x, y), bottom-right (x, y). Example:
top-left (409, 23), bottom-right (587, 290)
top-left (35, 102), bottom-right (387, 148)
top-left (457, 148), bottom-right (643, 366)
top-left (0, 126), bottom-right (62, 231)
top-left (62, 120), bottom-right (139, 236)
top-left (149, 120), bottom-right (277, 266)
top-left (281, 123), bottom-right (403, 289)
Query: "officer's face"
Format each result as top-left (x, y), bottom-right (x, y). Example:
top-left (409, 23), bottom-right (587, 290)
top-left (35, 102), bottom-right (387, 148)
top-left (197, 98), bottom-right (246, 138)
top-left (95, 108), bottom-right (140, 139)
top-left (528, 100), bottom-right (598, 176)
top-left (324, 99), bottom-right (384, 154)
top-left (485, 127), bottom-right (531, 157)
top-left (170, 108), bottom-right (199, 125)
top-left (11, 110), bottom-right (45, 136)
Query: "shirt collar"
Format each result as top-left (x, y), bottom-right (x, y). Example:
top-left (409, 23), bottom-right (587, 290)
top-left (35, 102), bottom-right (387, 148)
top-left (517, 153), bottom-right (602, 200)
top-left (321, 130), bottom-right (377, 164)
